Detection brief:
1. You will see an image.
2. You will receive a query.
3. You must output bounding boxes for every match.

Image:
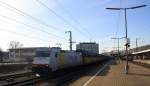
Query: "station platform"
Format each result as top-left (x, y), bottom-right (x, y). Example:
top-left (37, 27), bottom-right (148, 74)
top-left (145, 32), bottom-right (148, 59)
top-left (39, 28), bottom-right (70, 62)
top-left (69, 60), bottom-right (150, 86)
top-left (133, 59), bottom-right (150, 64)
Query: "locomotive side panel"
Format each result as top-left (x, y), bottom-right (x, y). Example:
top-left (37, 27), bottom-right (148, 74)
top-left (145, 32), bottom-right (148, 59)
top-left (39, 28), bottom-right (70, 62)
top-left (59, 51), bottom-right (82, 68)
top-left (32, 47), bottom-right (110, 76)
top-left (50, 48), bottom-right (61, 71)
top-left (83, 56), bottom-right (107, 64)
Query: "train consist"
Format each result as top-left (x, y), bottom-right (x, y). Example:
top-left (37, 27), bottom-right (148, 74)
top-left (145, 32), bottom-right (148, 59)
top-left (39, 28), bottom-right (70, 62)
top-left (32, 47), bottom-right (110, 76)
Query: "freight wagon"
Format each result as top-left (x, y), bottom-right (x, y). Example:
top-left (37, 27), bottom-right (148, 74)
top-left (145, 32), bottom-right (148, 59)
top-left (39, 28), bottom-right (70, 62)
top-left (32, 47), bottom-right (109, 76)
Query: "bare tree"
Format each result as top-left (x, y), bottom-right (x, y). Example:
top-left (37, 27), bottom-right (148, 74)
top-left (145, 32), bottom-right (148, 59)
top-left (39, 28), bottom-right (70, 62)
top-left (9, 41), bottom-right (23, 49)
top-left (8, 41), bottom-right (23, 62)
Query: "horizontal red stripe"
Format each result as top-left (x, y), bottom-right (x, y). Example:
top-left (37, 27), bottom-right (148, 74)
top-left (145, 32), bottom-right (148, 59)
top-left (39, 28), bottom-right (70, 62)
top-left (32, 64), bottom-right (49, 68)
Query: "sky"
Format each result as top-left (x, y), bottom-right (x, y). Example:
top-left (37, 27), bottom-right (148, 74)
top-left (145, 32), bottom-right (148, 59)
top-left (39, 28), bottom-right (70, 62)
top-left (0, 0), bottom-right (149, 53)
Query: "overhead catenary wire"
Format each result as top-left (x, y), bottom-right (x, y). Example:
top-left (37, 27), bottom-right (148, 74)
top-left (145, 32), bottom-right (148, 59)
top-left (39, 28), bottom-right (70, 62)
top-left (0, 1), bottom-right (64, 32)
top-left (113, 0), bottom-right (122, 51)
top-left (0, 28), bottom-right (69, 47)
top-left (35, 0), bottom-right (90, 40)
top-left (0, 27), bottom-right (69, 45)
top-left (115, 0), bottom-right (122, 37)
top-left (0, 14), bottom-right (68, 41)
top-left (54, 0), bottom-right (94, 39)
top-left (0, 28), bottom-right (52, 43)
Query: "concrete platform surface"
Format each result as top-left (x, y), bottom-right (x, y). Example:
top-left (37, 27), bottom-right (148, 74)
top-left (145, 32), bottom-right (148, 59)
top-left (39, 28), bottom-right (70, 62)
top-left (69, 60), bottom-right (150, 86)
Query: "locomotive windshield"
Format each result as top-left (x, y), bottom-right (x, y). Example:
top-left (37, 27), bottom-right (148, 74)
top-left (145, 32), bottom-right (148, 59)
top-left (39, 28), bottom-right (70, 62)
top-left (35, 51), bottom-right (51, 57)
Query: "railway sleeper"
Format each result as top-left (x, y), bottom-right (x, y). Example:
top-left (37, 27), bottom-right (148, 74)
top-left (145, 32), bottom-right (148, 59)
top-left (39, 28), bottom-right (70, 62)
top-left (5, 77), bottom-right (14, 82)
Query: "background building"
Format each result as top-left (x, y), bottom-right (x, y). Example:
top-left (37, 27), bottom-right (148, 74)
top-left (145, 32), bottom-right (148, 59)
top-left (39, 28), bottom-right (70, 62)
top-left (1, 52), bottom-right (9, 62)
top-left (8, 47), bottom-right (50, 63)
top-left (0, 51), bottom-right (3, 62)
top-left (76, 42), bottom-right (99, 55)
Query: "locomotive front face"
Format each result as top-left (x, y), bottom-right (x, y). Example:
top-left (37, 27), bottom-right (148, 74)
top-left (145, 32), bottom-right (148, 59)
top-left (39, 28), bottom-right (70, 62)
top-left (32, 48), bottom-right (61, 76)
top-left (32, 49), bottom-right (52, 76)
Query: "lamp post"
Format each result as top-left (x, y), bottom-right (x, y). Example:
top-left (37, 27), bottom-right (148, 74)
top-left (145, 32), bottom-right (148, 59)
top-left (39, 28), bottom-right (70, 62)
top-left (65, 31), bottom-right (73, 51)
top-left (106, 5), bottom-right (147, 74)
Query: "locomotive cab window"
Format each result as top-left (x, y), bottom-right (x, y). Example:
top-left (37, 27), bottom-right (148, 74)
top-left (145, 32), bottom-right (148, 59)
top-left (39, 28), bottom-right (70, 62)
top-left (35, 51), bottom-right (51, 57)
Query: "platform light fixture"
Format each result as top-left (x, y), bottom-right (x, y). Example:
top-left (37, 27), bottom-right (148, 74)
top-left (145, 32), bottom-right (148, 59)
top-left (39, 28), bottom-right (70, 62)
top-left (106, 5), bottom-right (147, 74)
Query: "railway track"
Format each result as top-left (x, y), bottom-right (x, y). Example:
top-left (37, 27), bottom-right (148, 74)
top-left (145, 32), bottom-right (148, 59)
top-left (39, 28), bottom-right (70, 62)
top-left (0, 60), bottom-right (110, 86)
top-left (2, 76), bottom-right (41, 86)
top-left (2, 72), bottom-right (75, 86)
top-left (0, 71), bottom-right (40, 86)
top-left (0, 67), bottom-right (77, 86)
top-left (0, 71), bottom-right (33, 81)
top-left (0, 71), bottom-right (74, 86)
top-left (46, 69), bottom-right (82, 86)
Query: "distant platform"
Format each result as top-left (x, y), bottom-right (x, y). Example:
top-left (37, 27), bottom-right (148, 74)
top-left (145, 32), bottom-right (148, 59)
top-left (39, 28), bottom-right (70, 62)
top-left (134, 59), bottom-right (150, 65)
top-left (0, 62), bottom-right (30, 66)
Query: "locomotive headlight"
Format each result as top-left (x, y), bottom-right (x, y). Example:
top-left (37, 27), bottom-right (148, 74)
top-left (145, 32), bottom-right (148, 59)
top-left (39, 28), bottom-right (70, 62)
top-left (35, 73), bottom-right (40, 77)
top-left (46, 64), bottom-right (49, 67)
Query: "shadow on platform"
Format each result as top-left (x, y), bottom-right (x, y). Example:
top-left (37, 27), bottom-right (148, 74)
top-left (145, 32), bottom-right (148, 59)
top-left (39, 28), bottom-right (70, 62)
top-left (99, 60), bottom-right (118, 76)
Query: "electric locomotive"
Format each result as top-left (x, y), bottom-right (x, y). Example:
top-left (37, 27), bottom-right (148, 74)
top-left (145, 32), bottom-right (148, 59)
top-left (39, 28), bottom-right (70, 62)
top-left (32, 47), bottom-right (109, 76)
